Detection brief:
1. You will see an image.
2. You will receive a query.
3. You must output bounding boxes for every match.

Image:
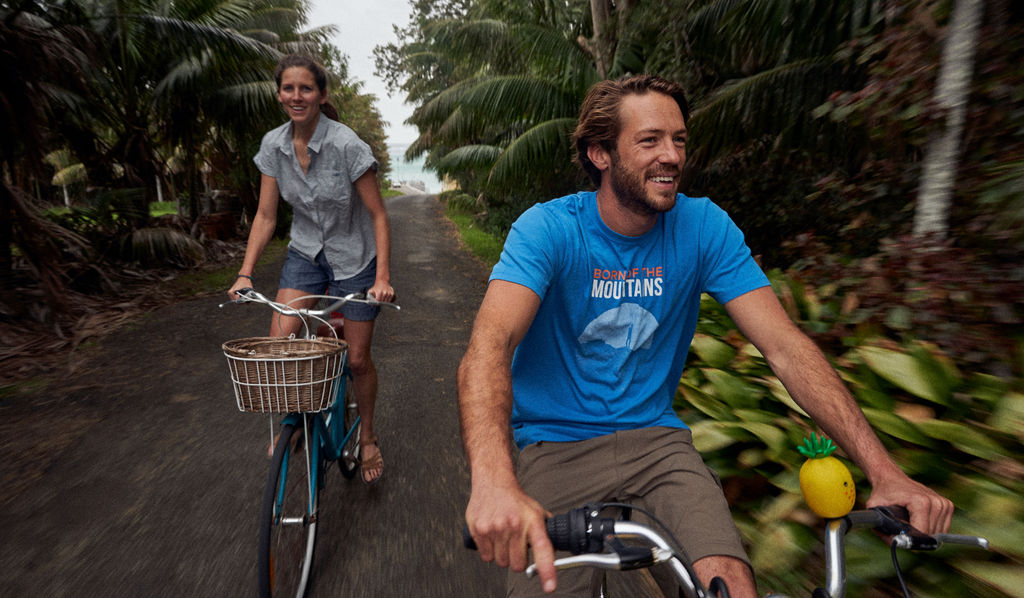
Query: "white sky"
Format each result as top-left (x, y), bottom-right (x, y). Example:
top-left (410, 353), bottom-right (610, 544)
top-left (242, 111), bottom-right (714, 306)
top-left (307, 0), bottom-right (419, 146)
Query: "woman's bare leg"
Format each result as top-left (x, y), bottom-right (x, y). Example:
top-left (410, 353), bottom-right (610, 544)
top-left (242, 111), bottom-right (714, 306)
top-left (341, 318), bottom-right (382, 483)
top-left (270, 288), bottom-right (319, 337)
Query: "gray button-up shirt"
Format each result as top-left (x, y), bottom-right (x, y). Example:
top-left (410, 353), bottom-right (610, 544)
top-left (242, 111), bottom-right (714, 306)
top-left (254, 116), bottom-right (378, 279)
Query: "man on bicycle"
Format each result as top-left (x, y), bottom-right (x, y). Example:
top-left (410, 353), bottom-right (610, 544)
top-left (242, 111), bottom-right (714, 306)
top-left (458, 74), bottom-right (954, 597)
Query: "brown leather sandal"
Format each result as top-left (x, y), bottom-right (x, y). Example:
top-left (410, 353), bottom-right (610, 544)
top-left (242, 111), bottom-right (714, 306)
top-left (359, 437), bottom-right (384, 485)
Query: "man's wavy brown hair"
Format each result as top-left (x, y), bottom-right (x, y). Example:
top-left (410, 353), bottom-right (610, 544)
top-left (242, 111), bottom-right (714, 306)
top-left (572, 75), bottom-right (690, 188)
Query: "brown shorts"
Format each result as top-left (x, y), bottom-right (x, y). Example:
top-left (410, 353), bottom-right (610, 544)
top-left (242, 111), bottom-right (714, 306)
top-left (508, 426), bottom-right (750, 597)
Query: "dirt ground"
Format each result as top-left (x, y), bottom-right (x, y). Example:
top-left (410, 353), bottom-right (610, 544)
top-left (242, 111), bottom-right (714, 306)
top-left (0, 194), bottom-right (509, 597)
top-left (0, 194), bottom-right (665, 597)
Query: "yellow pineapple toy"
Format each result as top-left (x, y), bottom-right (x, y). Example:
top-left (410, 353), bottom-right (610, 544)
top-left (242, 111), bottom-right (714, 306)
top-left (797, 433), bottom-right (856, 518)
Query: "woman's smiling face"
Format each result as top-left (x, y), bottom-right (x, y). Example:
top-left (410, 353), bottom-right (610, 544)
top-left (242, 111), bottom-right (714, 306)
top-left (277, 66), bottom-right (325, 126)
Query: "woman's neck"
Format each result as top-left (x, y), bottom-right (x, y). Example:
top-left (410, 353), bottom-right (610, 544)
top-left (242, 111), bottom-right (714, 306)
top-left (292, 112), bottom-right (320, 143)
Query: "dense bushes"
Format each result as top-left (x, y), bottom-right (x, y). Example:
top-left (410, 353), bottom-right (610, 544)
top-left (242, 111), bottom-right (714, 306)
top-left (679, 254), bottom-right (1023, 596)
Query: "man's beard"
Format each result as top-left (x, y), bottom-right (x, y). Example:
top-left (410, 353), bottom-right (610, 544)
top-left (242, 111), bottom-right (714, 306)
top-left (608, 156), bottom-right (678, 217)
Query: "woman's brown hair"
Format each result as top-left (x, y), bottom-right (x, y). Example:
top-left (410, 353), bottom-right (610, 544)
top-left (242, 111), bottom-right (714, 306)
top-left (572, 75), bottom-right (690, 187)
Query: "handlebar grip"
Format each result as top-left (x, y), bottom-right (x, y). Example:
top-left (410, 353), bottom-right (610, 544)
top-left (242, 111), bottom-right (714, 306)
top-left (546, 513), bottom-right (574, 552)
top-left (462, 507), bottom-right (604, 555)
top-left (872, 505), bottom-right (939, 550)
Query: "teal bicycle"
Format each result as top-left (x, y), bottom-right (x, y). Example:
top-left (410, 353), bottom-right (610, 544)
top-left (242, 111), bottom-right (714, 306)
top-left (221, 288), bottom-right (399, 598)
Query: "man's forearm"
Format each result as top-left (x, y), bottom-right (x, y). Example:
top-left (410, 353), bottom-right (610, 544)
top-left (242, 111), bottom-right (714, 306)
top-left (457, 344), bottom-right (519, 489)
top-left (768, 332), bottom-right (904, 484)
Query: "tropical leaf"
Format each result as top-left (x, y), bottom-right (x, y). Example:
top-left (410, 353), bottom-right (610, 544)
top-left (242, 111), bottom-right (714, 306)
top-left (688, 57), bottom-right (834, 167)
top-left (677, 383), bottom-right (735, 421)
top-left (690, 333), bottom-right (736, 369)
top-left (121, 226), bottom-right (205, 267)
top-left (487, 117), bottom-right (576, 187)
top-left (459, 75), bottom-right (578, 125)
top-left (861, 407), bottom-right (933, 446)
top-left (856, 345), bottom-right (954, 405)
top-left (704, 368), bottom-right (763, 408)
top-left (914, 419), bottom-right (1004, 461)
top-left (51, 163), bottom-right (87, 186)
top-left (760, 376), bottom-right (809, 417)
top-left (690, 420), bottom-right (745, 452)
top-left (436, 144), bottom-right (502, 174)
top-left (955, 561), bottom-right (1024, 597)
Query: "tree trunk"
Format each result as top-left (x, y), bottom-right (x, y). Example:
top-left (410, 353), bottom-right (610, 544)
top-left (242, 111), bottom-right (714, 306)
top-left (588, 0), bottom-right (612, 78)
top-left (913, 0), bottom-right (984, 239)
top-left (583, 0), bottom-right (634, 79)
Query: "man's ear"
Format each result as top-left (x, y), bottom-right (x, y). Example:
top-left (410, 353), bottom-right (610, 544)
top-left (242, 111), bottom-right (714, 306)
top-left (587, 143), bottom-right (611, 172)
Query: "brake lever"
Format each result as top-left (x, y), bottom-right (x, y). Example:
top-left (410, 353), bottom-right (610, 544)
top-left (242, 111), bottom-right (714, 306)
top-left (219, 287), bottom-right (255, 308)
top-left (873, 506), bottom-right (938, 551)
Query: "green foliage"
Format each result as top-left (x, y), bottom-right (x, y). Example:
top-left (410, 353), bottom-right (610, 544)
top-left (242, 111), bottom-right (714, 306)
top-left (149, 201), bottom-right (177, 217)
top-left (441, 191), bottom-right (506, 265)
top-left (680, 269), bottom-right (1023, 596)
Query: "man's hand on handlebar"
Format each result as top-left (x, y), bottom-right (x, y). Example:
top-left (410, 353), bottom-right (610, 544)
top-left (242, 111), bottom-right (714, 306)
top-left (465, 483), bottom-right (557, 593)
top-left (864, 473), bottom-right (954, 537)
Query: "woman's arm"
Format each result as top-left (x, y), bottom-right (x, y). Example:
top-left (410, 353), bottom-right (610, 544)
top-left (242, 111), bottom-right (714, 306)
top-left (353, 170), bottom-right (394, 302)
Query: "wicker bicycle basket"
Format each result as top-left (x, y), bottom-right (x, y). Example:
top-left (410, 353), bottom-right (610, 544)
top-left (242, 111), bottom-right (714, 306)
top-left (222, 336), bottom-right (348, 413)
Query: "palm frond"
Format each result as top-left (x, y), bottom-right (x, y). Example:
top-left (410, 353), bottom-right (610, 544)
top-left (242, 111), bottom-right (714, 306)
top-left (122, 227), bottom-right (205, 267)
top-left (52, 164), bottom-right (88, 186)
top-left (508, 23), bottom-right (597, 91)
top-left (688, 57), bottom-right (834, 166)
top-left (425, 18), bottom-right (517, 71)
top-left (412, 77), bottom-right (483, 131)
top-left (436, 144), bottom-right (503, 175)
top-left (460, 75), bottom-right (578, 127)
top-left (488, 117), bottom-right (576, 187)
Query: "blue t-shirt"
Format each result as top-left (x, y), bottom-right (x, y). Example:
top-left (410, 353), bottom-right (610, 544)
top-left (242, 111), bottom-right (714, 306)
top-left (490, 191), bottom-right (770, 449)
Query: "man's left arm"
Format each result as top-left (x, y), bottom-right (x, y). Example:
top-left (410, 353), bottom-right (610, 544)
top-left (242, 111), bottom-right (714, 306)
top-left (723, 286), bottom-right (954, 534)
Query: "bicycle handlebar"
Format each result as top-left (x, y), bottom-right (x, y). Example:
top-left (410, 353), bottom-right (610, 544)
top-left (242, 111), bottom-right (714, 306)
top-left (220, 287), bottom-right (401, 318)
top-left (463, 503), bottom-right (988, 598)
top-left (845, 505), bottom-right (988, 551)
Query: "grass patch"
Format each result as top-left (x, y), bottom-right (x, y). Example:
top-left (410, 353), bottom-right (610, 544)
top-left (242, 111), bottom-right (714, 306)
top-left (168, 238), bottom-right (289, 297)
top-left (444, 202), bottom-right (504, 267)
top-left (150, 201), bottom-right (177, 217)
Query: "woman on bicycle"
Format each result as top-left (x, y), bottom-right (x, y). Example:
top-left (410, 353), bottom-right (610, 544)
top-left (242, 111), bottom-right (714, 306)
top-left (227, 53), bottom-right (394, 485)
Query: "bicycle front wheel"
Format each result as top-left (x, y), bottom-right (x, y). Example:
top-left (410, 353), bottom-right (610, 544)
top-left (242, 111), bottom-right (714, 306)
top-left (258, 421), bottom-right (318, 598)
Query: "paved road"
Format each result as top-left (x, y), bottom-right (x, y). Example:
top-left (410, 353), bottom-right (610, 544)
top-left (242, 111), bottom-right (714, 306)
top-left (0, 194), bottom-right (505, 597)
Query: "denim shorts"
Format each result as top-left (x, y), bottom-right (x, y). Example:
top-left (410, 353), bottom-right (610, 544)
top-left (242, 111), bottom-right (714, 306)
top-left (278, 248), bottom-right (380, 321)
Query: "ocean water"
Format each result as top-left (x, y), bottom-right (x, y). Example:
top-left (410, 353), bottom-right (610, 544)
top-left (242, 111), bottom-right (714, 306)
top-left (388, 143), bottom-right (443, 194)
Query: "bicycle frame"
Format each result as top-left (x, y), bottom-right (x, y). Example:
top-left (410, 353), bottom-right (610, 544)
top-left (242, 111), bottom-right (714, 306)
top-left (226, 288), bottom-right (400, 598)
top-left (272, 360), bottom-right (359, 519)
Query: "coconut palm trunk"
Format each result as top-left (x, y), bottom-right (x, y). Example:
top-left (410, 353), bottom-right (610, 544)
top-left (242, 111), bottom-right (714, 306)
top-left (913, 0), bottom-right (984, 239)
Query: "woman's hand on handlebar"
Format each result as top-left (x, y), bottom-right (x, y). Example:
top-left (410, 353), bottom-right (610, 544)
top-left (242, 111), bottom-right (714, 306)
top-left (367, 279), bottom-right (396, 304)
top-left (466, 483), bottom-right (557, 593)
top-left (227, 276), bottom-right (253, 301)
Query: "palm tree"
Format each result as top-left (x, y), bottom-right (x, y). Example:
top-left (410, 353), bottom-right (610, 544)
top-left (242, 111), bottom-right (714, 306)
top-left (653, 0), bottom-right (884, 170)
top-left (0, 1), bottom-right (94, 307)
top-left (58, 0), bottom-right (290, 223)
top-left (389, 0), bottom-right (638, 212)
